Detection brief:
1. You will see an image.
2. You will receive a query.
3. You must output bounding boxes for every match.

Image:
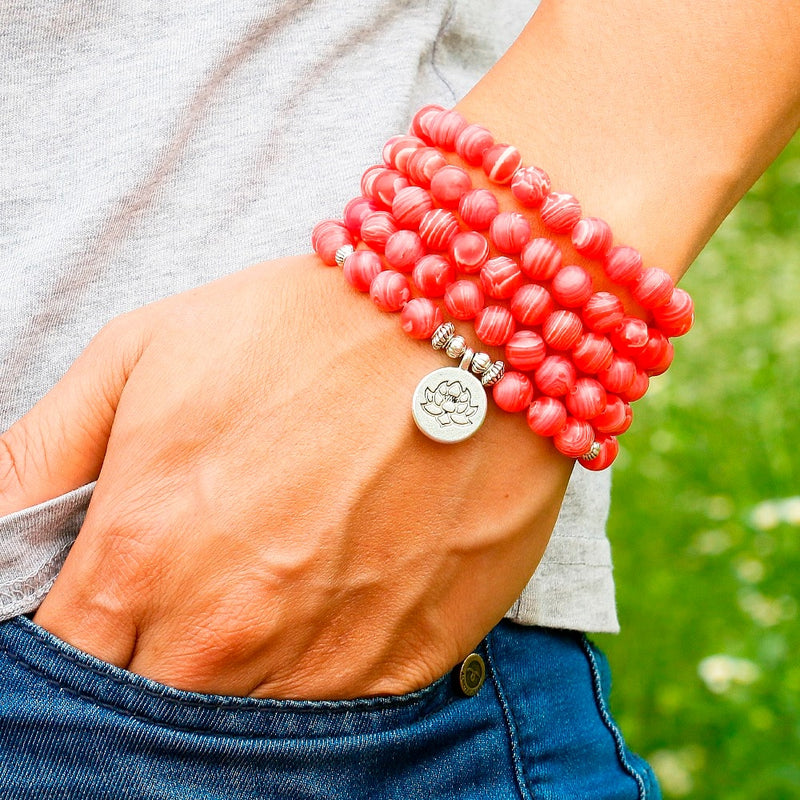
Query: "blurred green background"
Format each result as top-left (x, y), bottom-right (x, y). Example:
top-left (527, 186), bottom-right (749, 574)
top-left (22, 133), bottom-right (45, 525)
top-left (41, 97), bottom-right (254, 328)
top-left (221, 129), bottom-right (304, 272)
top-left (597, 134), bottom-right (800, 798)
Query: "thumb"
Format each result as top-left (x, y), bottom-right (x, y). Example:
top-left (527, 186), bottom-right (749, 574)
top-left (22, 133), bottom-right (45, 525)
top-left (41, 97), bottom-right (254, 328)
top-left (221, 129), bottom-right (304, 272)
top-left (0, 313), bottom-right (148, 515)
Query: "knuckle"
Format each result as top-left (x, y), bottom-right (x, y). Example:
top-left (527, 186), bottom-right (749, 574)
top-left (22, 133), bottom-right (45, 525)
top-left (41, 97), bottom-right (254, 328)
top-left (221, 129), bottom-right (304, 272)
top-left (90, 312), bottom-right (148, 369)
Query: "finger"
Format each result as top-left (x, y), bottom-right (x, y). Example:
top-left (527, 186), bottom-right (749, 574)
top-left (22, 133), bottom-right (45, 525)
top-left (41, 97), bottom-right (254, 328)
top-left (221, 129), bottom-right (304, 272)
top-left (0, 313), bottom-right (148, 515)
top-left (126, 617), bottom-right (267, 695)
top-left (32, 496), bottom-right (150, 668)
top-left (33, 563), bottom-right (140, 669)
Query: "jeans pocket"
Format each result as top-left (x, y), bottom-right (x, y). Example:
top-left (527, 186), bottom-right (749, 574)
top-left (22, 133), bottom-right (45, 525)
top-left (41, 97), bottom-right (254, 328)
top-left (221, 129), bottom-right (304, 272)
top-left (0, 615), bottom-right (458, 740)
top-left (1, 616), bottom-right (515, 800)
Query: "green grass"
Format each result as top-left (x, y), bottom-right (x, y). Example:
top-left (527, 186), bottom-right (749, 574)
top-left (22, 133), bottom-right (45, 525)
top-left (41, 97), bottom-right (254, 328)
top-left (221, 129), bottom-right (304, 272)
top-left (596, 134), bottom-right (800, 799)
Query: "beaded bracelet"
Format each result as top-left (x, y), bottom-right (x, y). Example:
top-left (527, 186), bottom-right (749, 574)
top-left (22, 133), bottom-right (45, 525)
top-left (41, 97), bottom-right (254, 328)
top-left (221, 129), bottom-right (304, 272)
top-left (312, 105), bottom-right (695, 470)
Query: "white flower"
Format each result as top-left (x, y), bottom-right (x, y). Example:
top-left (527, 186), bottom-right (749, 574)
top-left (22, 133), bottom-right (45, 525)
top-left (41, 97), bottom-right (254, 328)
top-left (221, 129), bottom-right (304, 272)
top-left (698, 654), bottom-right (761, 694)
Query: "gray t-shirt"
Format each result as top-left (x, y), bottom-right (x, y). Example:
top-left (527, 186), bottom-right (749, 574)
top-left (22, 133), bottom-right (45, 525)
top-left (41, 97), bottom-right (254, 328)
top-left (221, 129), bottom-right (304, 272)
top-left (0, 0), bottom-right (618, 632)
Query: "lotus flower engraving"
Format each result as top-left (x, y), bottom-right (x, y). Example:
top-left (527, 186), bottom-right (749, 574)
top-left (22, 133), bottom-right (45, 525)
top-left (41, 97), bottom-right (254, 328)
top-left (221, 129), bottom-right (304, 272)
top-left (421, 379), bottom-right (480, 427)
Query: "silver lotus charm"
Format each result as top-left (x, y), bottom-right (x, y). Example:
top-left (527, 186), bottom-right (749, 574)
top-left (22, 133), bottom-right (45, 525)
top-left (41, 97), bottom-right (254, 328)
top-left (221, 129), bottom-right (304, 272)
top-left (412, 366), bottom-right (487, 443)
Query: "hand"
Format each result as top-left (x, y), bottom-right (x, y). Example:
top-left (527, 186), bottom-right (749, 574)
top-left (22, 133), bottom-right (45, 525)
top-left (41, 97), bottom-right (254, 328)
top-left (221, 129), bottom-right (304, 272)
top-left (0, 255), bottom-right (572, 698)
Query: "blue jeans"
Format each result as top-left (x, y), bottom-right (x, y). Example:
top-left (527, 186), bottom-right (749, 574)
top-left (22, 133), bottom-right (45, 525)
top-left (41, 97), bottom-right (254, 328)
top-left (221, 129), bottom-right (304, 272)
top-left (0, 616), bottom-right (659, 799)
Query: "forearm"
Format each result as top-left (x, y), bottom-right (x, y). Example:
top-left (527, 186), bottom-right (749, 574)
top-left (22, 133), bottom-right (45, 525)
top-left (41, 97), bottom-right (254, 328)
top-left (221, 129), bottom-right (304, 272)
top-left (457, 0), bottom-right (800, 278)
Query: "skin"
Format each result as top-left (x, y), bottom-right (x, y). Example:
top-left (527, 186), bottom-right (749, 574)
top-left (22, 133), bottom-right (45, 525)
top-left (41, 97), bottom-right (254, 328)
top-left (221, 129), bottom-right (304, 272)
top-left (1, 1), bottom-right (799, 699)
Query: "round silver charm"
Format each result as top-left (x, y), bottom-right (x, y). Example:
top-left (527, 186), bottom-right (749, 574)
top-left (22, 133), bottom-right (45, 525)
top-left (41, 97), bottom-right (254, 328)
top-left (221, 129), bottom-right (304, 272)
top-left (412, 367), bottom-right (488, 443)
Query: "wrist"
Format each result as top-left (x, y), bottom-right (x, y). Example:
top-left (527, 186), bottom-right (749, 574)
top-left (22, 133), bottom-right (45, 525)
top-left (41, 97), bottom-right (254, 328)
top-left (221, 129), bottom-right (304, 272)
top-left (454, 0), bottom-right (800, 277)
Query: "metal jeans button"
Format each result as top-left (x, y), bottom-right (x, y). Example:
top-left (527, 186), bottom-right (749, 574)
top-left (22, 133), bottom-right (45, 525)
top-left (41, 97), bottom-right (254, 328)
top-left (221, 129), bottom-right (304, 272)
top-left (457, 652), bottom-right (486, 697)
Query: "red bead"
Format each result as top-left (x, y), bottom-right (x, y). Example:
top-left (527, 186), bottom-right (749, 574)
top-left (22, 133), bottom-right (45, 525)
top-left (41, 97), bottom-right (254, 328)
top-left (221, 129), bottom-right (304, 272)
top-left (444, 279), bottom-right (485, 320)
top-left (458, 188), bottom-right (499, 230)
top-left (571, 332), bottom-right (614, 374)
top-left (618, 369), bottom-right (649, 402)
top-left (489, 212), bottom-right (532, 254)
top-left (636, 331), bottom-right (675, 375)
top-left (520, 238), bottom-right (563, 280)
top-left (510, 283), bottom-right (555, 326)
top-left (382, 134), bottom-right (404, 166)
top-left (311, 219), bottom-right (354, 265)
top-left (418, 208), bottom-right (460, 251)
top-left (360, 165), bottom-right (385, 200)
top-left (412, 254), bottom-right (456, 297)
top-left (543, 310), bottom-right (583, 350)
top-left (653, 287), bottom-right (694, 337)
top-left (482, 144), bottom-right (523, 184)
top-left (592, 395), bottom-right (633, 434)
top-left (597, 354), bottom-right (637, 393)
top-left (634, 329), bottom-right (672, 372)
top-left (426, 109), bottom-right (468, 151)
top-left (604, 245), bottom-right (643, 286)
top-left (360, 210), bottom-right (398, 252)
top-left (527, 396), bottom-right (568, 437)
top-left (572, 218), bottom-right (613, 259)
top-left (374, 169), bottom-right (410, 210)
top-left (609, 316), bottom-right (649, 355)
top-left (406, 147), bottom-right (448, 188)
top-left (400, 297), bottom-right (443, 339)
top-left (579, 434), bottom-right (619, 470)
top-left (510, 166), bottom-right (551, 208)
top-left (632, 267), bottom-right (674, 309)
top-left (369, 270), bottom-right (411, 312)
top-left (382, 135), bottom-right (426, 172)
top-left (565, 377), bottom-right (607, 420)
top-left (551, 265), bottom-right (593, 307)
top-left (430, 165), bottom-right (473, 208)
top-left (343, 250), bottom-right (382, 292)
top-left (582, 292), bottom-right (625, 333)
top-left (534, 354), bottom-right (577, 397)
top-left (540, 192), bottom-right (581, 233)
top-left (649, 339), bottom-right (675, 376)
top-left (374, 170), bottom-right (410, 209)
top-left (343, 197), bottom-right (377, 235)
top-left (492, 372), bottom-right (535, 413)
top-left (480, 256), bottom-right (524, 300)
top-left (392, 186), bottom-right (434, 229)
top-left (505, 330), bottom-right (547, 372)
top-left (553, 417), bottom-right (594, 458)
top-left (384, 229), bottom-right (426, 273)
top-left (455, 124), bottom-right (494, 166)
top-left (474, 305), bottom-right (516, 346)
top-left (449, 231), bottom-right (490, 274)
top-left (409, 104), bottom-right (445, 142)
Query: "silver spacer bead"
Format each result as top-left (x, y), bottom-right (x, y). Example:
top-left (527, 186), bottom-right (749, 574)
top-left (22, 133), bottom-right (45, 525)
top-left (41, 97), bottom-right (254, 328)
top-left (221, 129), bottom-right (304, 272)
top-left (470, 352), bottom-right (492, 375)
top-left (431, 323), bottom-right (456, 350)
top-left (335, 244), bottom-right (355, 268)
top-left (580, 441), bottom-right (602, 461)
top-left (445, 335), bottom-right (468, 360)
top-left (480, 360), bottom-right (505, 387)
top-left (459, 347), bottom-right (475, 371)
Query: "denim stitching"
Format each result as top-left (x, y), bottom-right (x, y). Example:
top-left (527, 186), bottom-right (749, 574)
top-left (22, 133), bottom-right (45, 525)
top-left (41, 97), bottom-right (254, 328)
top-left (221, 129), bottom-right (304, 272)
top-left (5, 618), bottom-right (446, 712)
top-left (580, 636), bottom-right (648, 799)
top-left (0, 638), bottom-right (457, 739)
top-left (1, 642), bottom-right (256, 737)
top-left (0, 623), bottom-right (447, 712)
top-left (485, 633), bottom-right (533, 800)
